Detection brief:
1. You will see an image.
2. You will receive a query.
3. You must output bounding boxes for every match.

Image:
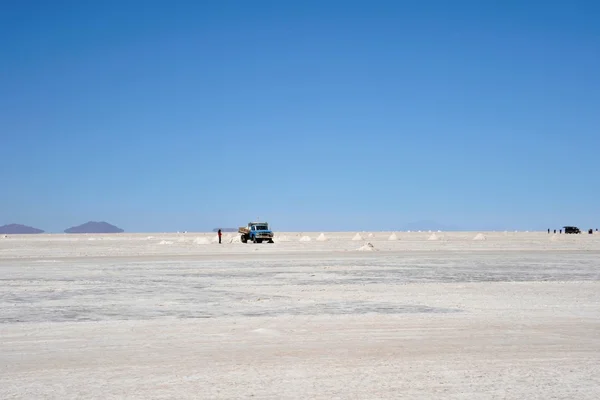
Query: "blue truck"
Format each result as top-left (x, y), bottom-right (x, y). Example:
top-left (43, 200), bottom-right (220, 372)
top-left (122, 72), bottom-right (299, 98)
top-left (238, 222), bottom-right (275, 243)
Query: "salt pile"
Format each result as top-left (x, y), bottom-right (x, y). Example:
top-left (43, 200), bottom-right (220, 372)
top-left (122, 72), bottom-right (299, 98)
top-left (299, 235), bottom-right (312, 242)
top-left (159, 240), bottom-right (173, 245)
top-left (277, 235), bottom-right (290, 242)
top-left (193, 237), bottom-right (210, 245)
top-left (352, 233), bottom-right (363, 241)
top-left (427, 233), bottom-right (439, 241)
top-left (388, 233), bottom-right (398, 241)
top-left (367, 233), bottom-right (374, 238)
top-left (229, 235), bottom-right (241, 243)
top-left (316, 233), bottom-right (328, 241)
top-left (357, 242), bottom-right (378, 252)
top-left (473, 233), bottom-right (486, 241)
top-left (211, 236), bottom-right (220, 243)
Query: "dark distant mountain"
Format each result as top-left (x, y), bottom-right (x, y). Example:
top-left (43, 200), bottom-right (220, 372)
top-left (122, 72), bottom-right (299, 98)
top-left (64, 221), bottom-right (124, 234)
top-left (0, 224), bottom-right (44, 234)
top-left (213, 228), bottom-right (237, 232)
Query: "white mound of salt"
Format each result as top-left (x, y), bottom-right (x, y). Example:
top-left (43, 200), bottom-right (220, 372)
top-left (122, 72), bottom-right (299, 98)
top-left (427, 233), bottom-right (439, 241)
top-left (367, 233), bottom-right (374, 238)
top-left (357, 242), bottom-right (378, 251)
top-left (316, 233), bottom-right (327, 241)
top-left (211, 236), bottom-right (219, 243)
top-left (352, 233), bottom-right (363, 241)
top-left (388, 233), bottom-right (398, 241)
top-left (159, 240), bottom-right (173, 245)
top-left (229, 235), bottom-right (241, 243)
top-left (473, 233), bottom-right (486, 241)
top-left (277, 235), bottom-right (290, 242)
top-left (299, 235), bottom-right (312, 242)
top-left (193, 237), bottom-right (209, 245)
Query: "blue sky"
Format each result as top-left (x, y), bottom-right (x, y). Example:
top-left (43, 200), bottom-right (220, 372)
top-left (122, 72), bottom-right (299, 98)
top-left (1, 0), bottom-right (599, 232)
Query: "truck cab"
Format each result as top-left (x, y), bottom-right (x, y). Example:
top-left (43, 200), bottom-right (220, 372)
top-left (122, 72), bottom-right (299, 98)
top-left (239, 222), bottom-right (274, 243)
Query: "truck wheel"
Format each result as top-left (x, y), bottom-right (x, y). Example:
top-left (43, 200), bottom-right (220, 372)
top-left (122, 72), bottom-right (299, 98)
top-left (256, 239), bottom-right (262, 244)
top-left (241, 235), bottom-right (247, 243)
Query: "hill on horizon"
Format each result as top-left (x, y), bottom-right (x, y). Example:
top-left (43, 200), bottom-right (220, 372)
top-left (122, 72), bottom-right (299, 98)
top-left (64, 221), bottom-right (124, 234)
top-left (0, 224), bottom-right (44, 234)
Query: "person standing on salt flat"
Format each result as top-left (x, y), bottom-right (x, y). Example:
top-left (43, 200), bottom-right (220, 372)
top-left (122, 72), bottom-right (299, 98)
top-left (218, 229), bottom-right (222, 244)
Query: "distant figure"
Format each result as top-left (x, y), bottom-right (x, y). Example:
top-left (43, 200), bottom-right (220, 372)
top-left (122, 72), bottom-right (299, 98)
top-left (589, 229), bottom-right (593, 234)
top-left (548, 228), bottom-right (550, 234)
top-left (218, 229), bottom-right (222, 244)
top-left (559, 229), bottom-right (562, 234)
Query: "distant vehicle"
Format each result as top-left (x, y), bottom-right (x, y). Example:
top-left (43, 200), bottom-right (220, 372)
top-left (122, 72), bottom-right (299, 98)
top-left (238, 222), bottom-right (274, 243)
top-left (563, 226), bottom-right (581, 234)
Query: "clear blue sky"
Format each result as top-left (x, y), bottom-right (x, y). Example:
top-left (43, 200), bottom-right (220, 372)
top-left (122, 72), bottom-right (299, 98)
top-left (1, 0), bottom-right (599, 232)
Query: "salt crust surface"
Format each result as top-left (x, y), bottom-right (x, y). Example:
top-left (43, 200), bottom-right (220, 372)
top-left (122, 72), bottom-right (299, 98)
top-left (1, 231), bottom-right (599, 399)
